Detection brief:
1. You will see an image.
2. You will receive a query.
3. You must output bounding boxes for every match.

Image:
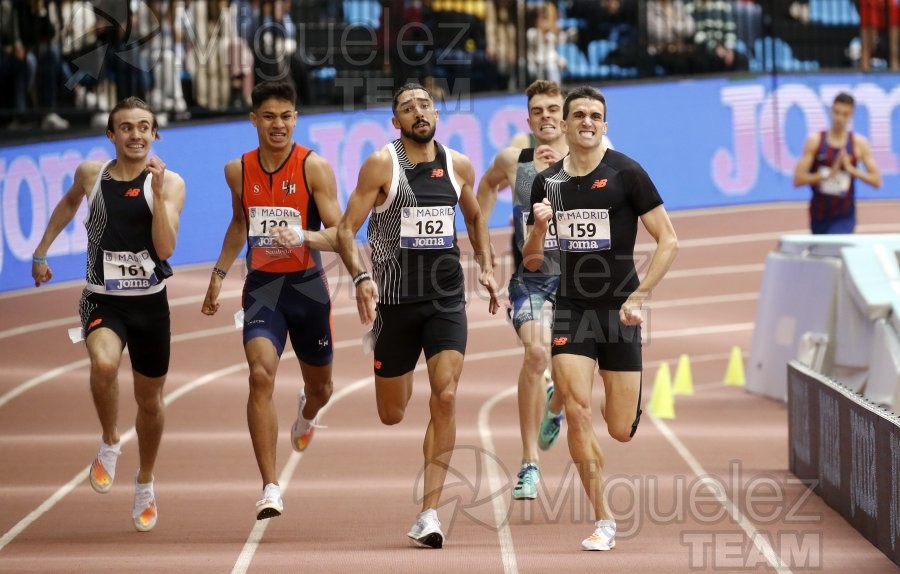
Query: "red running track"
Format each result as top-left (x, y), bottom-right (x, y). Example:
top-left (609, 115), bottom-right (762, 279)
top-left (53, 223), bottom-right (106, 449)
top-left (1, 201), bottom-right (899, 573)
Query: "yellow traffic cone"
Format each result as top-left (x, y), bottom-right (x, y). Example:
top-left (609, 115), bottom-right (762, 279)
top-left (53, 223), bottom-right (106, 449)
top-left (724, 346), bottom-right (746, 386)
top-left (673, 354), bottom-right (694, 396)
top-left (648, 362), bottom-right (675, 419)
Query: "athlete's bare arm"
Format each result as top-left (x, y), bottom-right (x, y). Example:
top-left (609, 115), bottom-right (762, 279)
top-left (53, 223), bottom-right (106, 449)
top-left (620, 204), bottom-right (678, 327)
top-left (476, 146), bottom-right (519, 267)
top-left (31, 161), bottom-right (102, 286)
top-left (846, 134), bottom-right (882, 188)
top-left (269, 152), bottom-right (341, 251)
top-left (454, 150), bottom-right (499, 315)
top-left (147, 156), bottom-right (186, 261)
top-left (792, 135), bottom-right (819, 188)
top-left (523, 197), bottom-right (552, 272)
top-left (201, 159), bottom-right (249, 316)
top-left (337, 148), bottom-right (392, 325)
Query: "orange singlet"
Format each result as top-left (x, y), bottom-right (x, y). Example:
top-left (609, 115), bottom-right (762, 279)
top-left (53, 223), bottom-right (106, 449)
top-left (241, 143), bottom-right (322, 274)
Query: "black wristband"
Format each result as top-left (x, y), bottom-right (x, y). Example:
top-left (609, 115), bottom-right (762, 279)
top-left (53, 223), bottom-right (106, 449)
top-left (212, 266), bottom-right (227, 279)
top-left (352, 271), bottom-right (371, 286)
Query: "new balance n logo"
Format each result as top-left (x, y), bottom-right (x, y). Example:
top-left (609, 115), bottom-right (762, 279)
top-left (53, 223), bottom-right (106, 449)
top-left (124, 188), bottom-right (141, 197)
top-left (431, 169), bottom-right (444, 178)
top-left (89, 318), bottom-right (103, 329)
top-left (552, 336), bottom-right (568, 347)
top-left (591, 179), bottom-right (608, 189)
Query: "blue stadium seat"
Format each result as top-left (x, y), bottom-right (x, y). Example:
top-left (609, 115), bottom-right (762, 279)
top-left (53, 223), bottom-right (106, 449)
top-left (753, 37), bottom-right (821, 71)
top-left (343, 0), bottom-right (381, 28)
top-left (587, 39), bottom-right (615, 66)
top-left (809, 0), bottom-right (860, 26)
top-left (559, 42), bottom-right (592, 79)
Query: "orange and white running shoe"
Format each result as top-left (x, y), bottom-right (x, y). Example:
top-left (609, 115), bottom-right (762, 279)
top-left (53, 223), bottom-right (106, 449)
top-left (582, 519), bottom-right (616, 551)
top-left (89, 442), bottom-right (121, 494)
top-left (132, 477), bottom-right (158, 532)
top-left (290, 393), bottom-right (324, 452)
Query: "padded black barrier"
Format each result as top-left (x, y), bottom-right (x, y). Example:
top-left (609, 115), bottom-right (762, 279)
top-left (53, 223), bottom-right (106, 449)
top-left (788, 360), bottom-right (900, 566)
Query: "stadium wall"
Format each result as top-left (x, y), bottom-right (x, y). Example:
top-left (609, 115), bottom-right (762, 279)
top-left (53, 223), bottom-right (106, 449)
top-left (788, 360), bottom-right (900, 566)
top-left (1, 72), bottom-right (899, 293)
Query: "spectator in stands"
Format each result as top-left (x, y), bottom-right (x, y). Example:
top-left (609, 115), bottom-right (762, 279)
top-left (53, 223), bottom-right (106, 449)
top-left (424, 0), bottom-right (488, 90)
top-left (185, 0), bottom-right (252, 111)
top-left (486, 0), bottom-right (517, 90)
top-left (568, 0), bottom-right (640, 64)
top-left (105, 0), bottom-right (152, 103)
top-left (145, 0), bottom-right (189, 117)
top-left (686, 0), bottom-right (749, 73)
top-left (792, 92), bottom-right (883, 234)
top-left (645, 0), bottom-right (697, 75)
top-left (526, 2), bottom-right (566, 84)
top-left (859, 0), bottom-right (899, 71)
top-left (52, 0), bottom-right (100, 111)
top-left (0, 0), bottom-right (36, 122)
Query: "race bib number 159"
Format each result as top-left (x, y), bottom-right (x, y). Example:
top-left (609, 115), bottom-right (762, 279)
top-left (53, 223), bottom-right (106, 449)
top-left (556, 209), bottom-right (611, 251)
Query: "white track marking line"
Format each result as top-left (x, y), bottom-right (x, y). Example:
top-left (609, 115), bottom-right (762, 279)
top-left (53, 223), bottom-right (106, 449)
top-left (0, 290), bottom-right (361, 340)
top-left (651, 416), bottom-right (794, 574)
top-left (477, 384), bottom-right (521, 574)
top-left (231, 347), bottom-right (523, 574)
top-left (0, 319), bottom-right (756, 410)
top-left (0, 357), bottom-right (249, 551)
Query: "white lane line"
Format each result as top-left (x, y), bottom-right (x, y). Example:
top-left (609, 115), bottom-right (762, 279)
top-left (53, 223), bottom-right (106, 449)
top-left (0, 289), bottom-right (362, 340)
top-left (0, 332), bottom-right (369, 552)
top-left (232, 346), bottom-right (523, 574)
top-left (648, 292), bottom-right (758, 308)
top-left (664, 264), bottom-right (763, 279)
top-left (0, 357), bottom-right (249, 551)
top-left (651, 416), bottom-right (794, 574)
top-left (0, 358), bottom-right (91, 409)
top-left (0, 325), bottom-right (238, 408)
top-left (477, 385), bottom-right (521, 574)
top-left (231, 372), bottom-right (374, 574)
top-left (0, 318), bottom-right (755, 410)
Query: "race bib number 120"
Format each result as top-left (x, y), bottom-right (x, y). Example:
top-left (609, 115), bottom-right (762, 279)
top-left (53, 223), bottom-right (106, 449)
top-left (400, 206), bottom-right (455, 249)
top-left (248, 207), bottom-right (302, 248)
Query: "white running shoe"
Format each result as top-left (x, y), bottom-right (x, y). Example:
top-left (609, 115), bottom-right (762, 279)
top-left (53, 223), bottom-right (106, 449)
top-left (407, 508), bottom-right (444, 548)
top-left (256, 483), bottom-right (283, 520)
top-left (582, 519), bottom-right (616, 551)
top-left (132, 477), bottom-right (158, 532)
top-left (89, 442), bottom-right (121, 494)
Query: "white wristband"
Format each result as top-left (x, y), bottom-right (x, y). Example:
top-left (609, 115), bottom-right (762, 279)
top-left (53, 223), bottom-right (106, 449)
top-left (289, 225), bottom-right (305, 247)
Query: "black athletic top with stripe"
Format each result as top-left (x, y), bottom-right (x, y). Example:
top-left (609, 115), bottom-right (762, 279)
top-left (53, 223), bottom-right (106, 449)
top-left (367, 139), bottom-right (464, 305)
top-left (84, 161), bottom-right (172, 296)
top-left (528, 149), bottom-right (662, 304)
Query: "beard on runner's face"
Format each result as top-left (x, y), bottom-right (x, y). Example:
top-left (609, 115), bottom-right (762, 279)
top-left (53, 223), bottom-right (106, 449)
top-left (402, 118), bottom-right (436, 144)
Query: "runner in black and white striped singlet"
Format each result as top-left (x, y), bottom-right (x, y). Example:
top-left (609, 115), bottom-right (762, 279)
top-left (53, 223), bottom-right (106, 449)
top-left (31, 97), bottom-right (186, 533)
top-left (367, 138), bottom-right (464, 305)
top-left (336, 83), bottom-right (498, 549)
